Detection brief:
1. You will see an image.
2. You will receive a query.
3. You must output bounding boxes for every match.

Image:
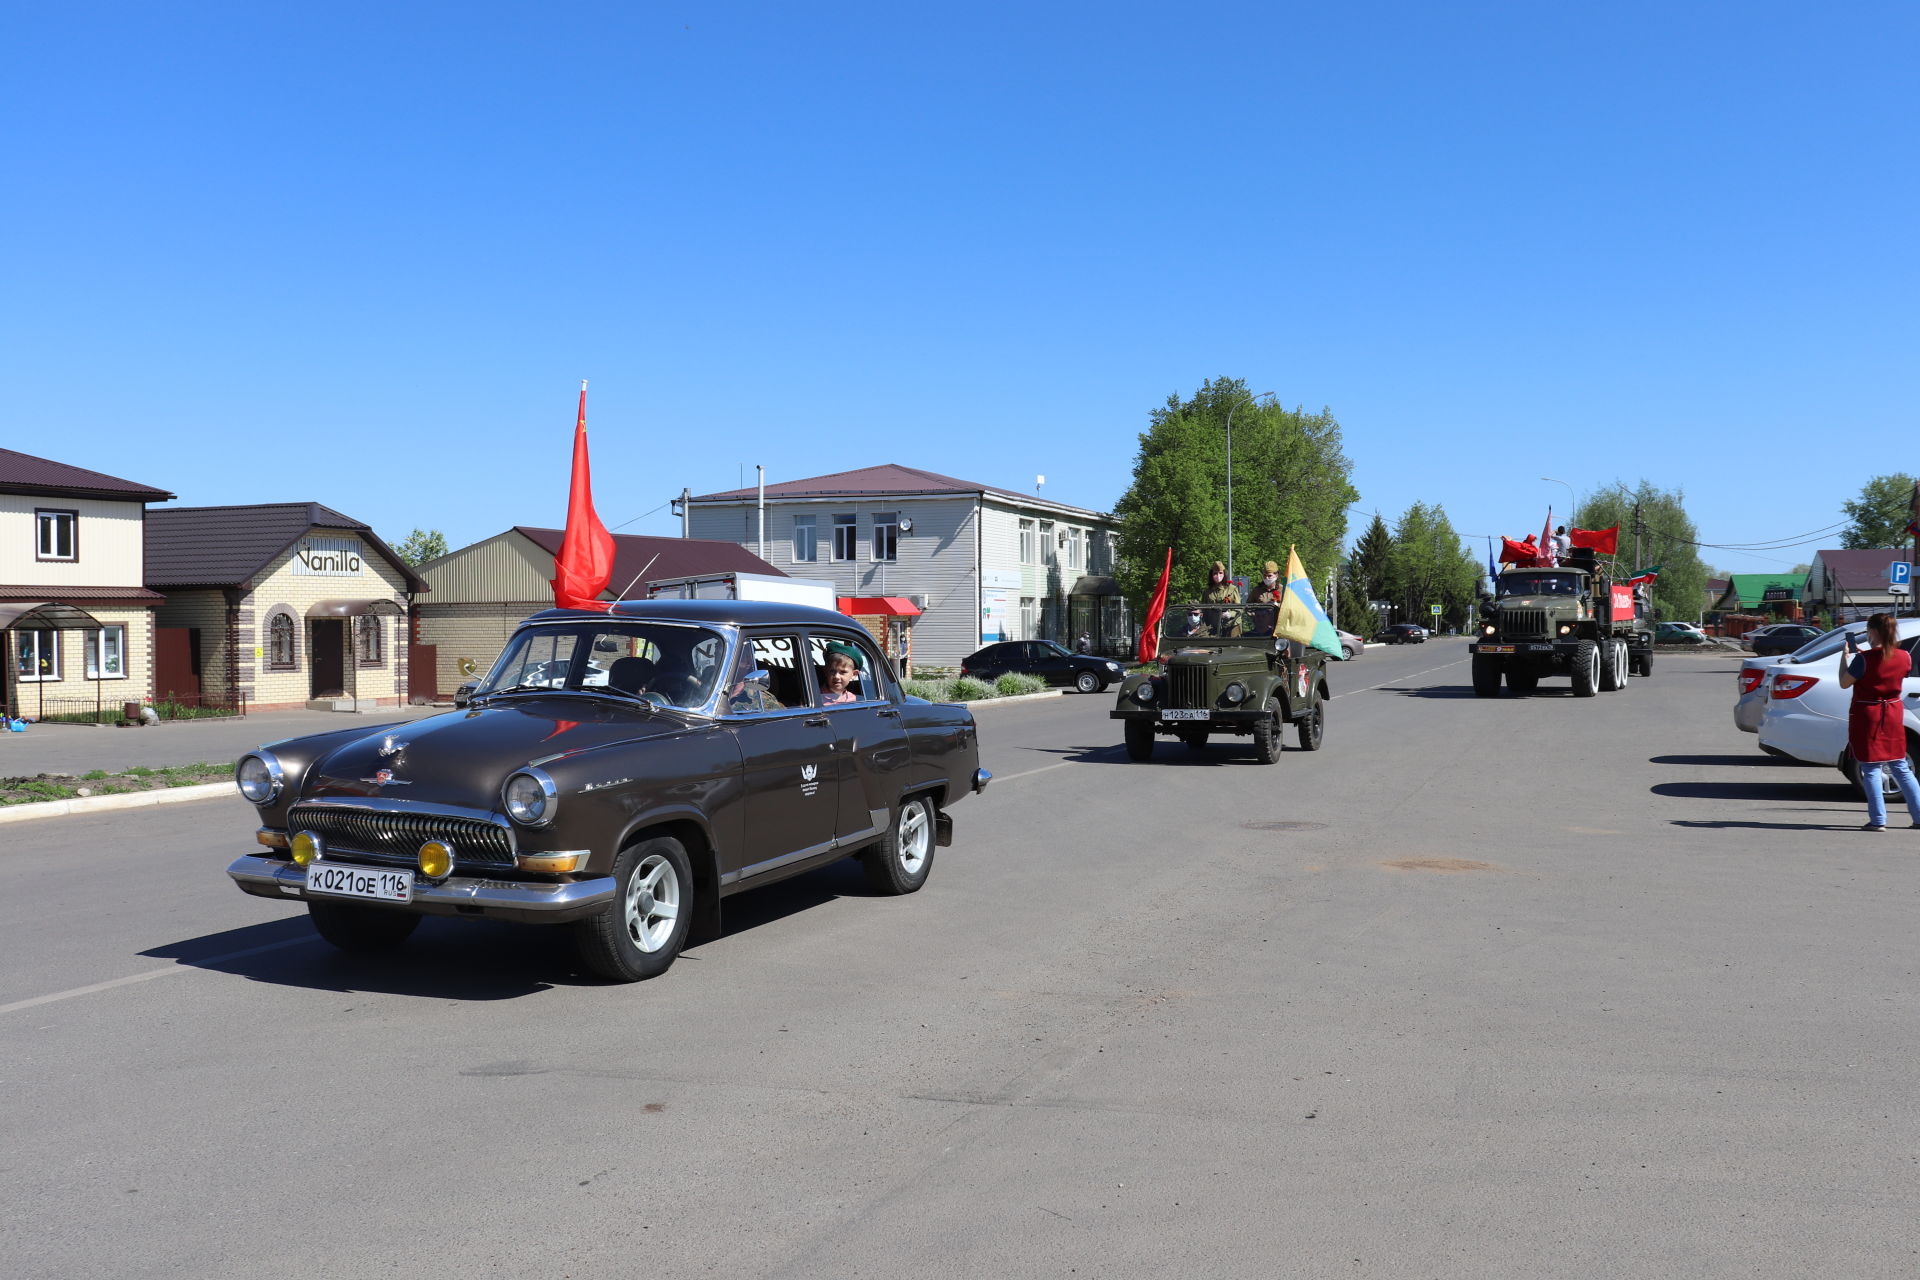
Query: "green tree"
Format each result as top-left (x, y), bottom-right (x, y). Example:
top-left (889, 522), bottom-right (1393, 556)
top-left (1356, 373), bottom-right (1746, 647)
top-left (1572, 483), bottom-right (1707, 622)
top-left (393, 528), bottom-right (450, 566)
top-left (1336, 512), bottom-right (1394, 638)
top-left (1384, 502), bottom-right (1480, 631)
top-left (1114, 377), bottom-right (1357, 614)
top-left (1840, 474), bottom-right (1918, 549)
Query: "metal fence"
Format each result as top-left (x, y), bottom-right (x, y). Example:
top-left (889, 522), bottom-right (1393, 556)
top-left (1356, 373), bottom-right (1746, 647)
top-left (21, 692), bottom-right (248, 725)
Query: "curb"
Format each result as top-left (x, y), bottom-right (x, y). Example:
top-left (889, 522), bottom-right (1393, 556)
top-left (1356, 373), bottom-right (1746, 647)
top-left (946, 689), bottom-right (1069, 709)
top-left (0, 780), bottom-right (234, 825)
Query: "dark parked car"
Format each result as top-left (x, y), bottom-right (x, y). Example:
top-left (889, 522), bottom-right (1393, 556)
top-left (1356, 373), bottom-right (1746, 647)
top-left (1382, 624), bottom-right (1428, 645)
top-left (1747, 624), bottom-right (1822, 656)
top-left (226, 600), bottom-right (990, 982)
top-left (962, 639), bottom-right (1127, 693)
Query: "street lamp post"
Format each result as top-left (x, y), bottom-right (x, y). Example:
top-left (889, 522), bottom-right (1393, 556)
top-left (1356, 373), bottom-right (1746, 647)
top-left (1224, 391), bottom-right (1275, 585)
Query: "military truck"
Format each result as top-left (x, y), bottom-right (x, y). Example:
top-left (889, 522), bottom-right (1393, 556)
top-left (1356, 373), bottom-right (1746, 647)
top-left (1469, 550), bottom-right (1653, 697)
top-left (1111, 602), bottom-right (1330, 763)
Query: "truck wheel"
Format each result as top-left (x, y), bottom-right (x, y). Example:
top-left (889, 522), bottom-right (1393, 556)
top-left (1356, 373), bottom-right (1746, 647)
top-left (307, 901), bottom-right (420, 952)
top-left (1599, 639), bottom-right (1623, 692)
top-left (1472, 656), bottom-right (1501, 697)
top-left (1634, 648), bottom-right (1653, 677)
top-left (1253, 706), bottom-right (1283, 764)
top-left (1124, 719), bottom-right (1155, 762)
top-left (862, 795), bottom-right (935, 895)
top-left (1616, 641), bottom-right (1632, 688)
top-left (1571, 640), bottom-right (1600, 697)
top-left (1507, 670), bottom-right (1538, 695)
top-left (1295, 699), bottom-right (1324, 751)
top-left (574, 836), bottom-right (692, 982)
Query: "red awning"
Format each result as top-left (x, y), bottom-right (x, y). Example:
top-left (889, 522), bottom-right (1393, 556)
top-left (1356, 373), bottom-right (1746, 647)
top-left (837, 597), bottom-right (921, 617)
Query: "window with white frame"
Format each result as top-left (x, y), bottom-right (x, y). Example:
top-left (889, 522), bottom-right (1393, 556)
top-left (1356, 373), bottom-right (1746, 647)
top-left (1019, 519), bottom-right (1035, 565)
top-left (16, 629), bottom-right (60, 681)
top-left (1019, 597), bottom-right (1036, 639)
top-left (832, 513), bottom-right (857, 561)
top-left (792, 515), bottom-right (818, 562)
top-left (86, 625), bottom-right (127, 679)
top-left (1066, 527), bottom-right (1082, 568)
top-left (871, 511), bottom-right (899, 562)
top-left (1040, 521), bottom-right (1056, 565)
top-left (35, 509), bottom-right (77, 561)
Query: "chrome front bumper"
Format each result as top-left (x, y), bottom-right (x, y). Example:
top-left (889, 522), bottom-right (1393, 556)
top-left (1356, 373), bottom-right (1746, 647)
top-left (226, 855), bottom-right (617, 925)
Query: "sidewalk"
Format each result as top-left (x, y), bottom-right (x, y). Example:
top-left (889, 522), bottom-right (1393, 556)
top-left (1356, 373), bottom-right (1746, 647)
top-left (0, 705), bottom-right (444, 776)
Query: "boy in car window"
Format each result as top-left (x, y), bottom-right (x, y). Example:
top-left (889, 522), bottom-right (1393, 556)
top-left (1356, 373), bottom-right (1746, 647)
top-left (820, 642), bottom-right (864, 704)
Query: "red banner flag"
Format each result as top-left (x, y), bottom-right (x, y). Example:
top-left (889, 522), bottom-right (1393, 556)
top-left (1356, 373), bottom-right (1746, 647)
top-left (1136, 547), bottom-right (1174, 663)
top-left (551, 382), bottom-right (615, 612)
top-left (1500, 535), bottom-right (1542, 566)
top-left (1569, 524), bottom-right (1619, 555)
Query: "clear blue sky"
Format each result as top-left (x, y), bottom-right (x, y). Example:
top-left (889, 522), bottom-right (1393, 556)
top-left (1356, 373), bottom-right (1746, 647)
top-left (5, 2), bottom-right (1914, 575)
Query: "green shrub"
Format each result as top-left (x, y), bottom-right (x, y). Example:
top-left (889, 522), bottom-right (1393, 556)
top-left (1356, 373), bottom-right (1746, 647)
top-left (902, 678), bottom-right (955, 702)
top-left (993, 672), bottom-right (1046, 696)
top-left (948, 676), bottom-right (995, 701)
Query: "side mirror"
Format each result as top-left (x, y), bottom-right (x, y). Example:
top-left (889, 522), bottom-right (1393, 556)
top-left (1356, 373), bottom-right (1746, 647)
top-left (454, 682), bottom-right (476, 708)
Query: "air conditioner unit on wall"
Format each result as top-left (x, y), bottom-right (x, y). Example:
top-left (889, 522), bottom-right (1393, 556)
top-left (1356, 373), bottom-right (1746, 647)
top-left (908, 594), bottom-right (927, 611)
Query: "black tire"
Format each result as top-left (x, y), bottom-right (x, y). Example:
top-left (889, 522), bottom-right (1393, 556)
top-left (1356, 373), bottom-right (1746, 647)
top-left (1570, 640), bottom-right (1599, 697)
top-left (1634, 648), bottom-right (1653, 677)
top-left (1074, 670), bottom-right (1101, 694)
top-left (1599, 639), bottom-right (1623, 692)
top-left (1506, 670), bottom-right (1539, 695)
top-left (307, 900), bottom-right (420, 952)
top-left (1252, 706), bottom-right (1282, 764)
top-left (1124, 718), bottom-right (1155, 762)
top-left (862, 795), bottom-right (935, 895)
top-left (1296, 697), bottom-right (1325, 751)
top-left (1472, 656), bottom-right (1501, 697)
top-left (573, 836), bottom-right (693, 983)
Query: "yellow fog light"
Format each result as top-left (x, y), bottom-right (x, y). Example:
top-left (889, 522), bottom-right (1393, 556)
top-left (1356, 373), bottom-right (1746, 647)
top-left (417, 841), bottom-right (454, 880)
top-left (291, 831), bottom-right (321, 867)
top-left (515, 851), bottom-right (586, 874)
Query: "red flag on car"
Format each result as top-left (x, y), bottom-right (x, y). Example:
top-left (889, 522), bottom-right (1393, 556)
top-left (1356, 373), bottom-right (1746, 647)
top-left (550, 381), bottom-right (615, 612)
top-left (1570, 524), bottom-right (1619, 555)
top-left (1136, 547), bottom-right (1174, 663)
top-left (1500, 535), bottom-right (1540, 566)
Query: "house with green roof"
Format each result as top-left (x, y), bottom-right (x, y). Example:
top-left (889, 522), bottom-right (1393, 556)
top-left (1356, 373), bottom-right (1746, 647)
top-left (1710, 574), bottom-right (1803, 618)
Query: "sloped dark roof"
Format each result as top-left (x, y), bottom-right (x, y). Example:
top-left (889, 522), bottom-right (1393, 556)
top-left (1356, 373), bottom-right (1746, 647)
top-left (145, 503), bottom-right (427, 592)
top-left (692, 463), bottom-right (1031, 503)
top-left (0, 448), bottom-right (174, 501)
top-left (511, 528), bottom-right (781, 598)
top-left (0, 585), bottom-right (167, 606)
top-left (1815, 548), bottom-right (1904, 591)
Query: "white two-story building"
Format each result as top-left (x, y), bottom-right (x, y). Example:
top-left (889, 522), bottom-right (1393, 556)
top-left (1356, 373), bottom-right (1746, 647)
top-left (687, 464), bottom-right (1126, 669)
top-left (1, 448), bottom-right (174, 721)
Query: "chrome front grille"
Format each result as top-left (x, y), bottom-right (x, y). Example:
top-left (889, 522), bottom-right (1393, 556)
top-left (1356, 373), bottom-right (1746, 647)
top-left (288, 804), bottom-right (515, 867)
top-left (1500, 608), bottom-right (1549, 640)
top-left (1171, 665), bottom-right (1209, 708)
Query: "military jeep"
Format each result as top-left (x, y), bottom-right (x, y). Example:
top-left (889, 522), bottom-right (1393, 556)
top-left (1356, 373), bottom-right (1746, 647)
top-left (1470, 551), bottom-right (1654, 697)
top-left (1110, 603), bottom-right (1330, 764)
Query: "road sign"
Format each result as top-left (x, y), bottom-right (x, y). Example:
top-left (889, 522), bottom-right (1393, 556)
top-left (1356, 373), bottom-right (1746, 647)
top-left (1892, 582), bottom-right (1911, 597)
top-left (1890, 561), bottom-right (1911, 585)
top-left (1429, 604), bottom-right (1442, 616)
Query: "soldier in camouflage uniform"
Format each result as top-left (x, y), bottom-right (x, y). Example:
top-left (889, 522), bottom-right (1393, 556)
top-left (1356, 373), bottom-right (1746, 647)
top-left (1202, 560), bottom-right (1243, 637)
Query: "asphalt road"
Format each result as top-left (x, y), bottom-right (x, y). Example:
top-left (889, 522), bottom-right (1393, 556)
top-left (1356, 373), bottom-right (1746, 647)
top-left (3, 640), bottom-right (1915, 1279)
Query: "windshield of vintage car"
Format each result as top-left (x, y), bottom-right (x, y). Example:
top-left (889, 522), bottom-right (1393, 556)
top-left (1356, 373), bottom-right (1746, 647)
top-left (478, 624), bottom-right (727, 708)
top-left (1498, 573), bottom-right (1579, 597)
top-left (1160, 602), bottom-right (1277, 641)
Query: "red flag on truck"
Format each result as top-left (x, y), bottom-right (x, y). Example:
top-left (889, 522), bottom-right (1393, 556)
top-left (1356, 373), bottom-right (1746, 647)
top-left (1136, 547), bottom-right (1174, 663)
top-left (550, 382), bottom-right (615, 612)
top-left (1570, 524), bottom-right (1619, 554)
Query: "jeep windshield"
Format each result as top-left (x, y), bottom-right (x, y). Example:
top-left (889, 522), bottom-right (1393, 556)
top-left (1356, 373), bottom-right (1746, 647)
top-left (1161, 602), bottom-right (1279, 642)
top-left (478, 622), bottom-right (728, 709)
top-left (1498, 573), bottom-right (1579, 596)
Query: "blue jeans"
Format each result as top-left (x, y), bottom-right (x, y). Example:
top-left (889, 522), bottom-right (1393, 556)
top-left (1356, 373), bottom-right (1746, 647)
top-left (1860, 756), bottom-right (1920, 827)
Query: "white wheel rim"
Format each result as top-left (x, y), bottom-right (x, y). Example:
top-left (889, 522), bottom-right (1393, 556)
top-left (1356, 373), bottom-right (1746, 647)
top-left (623, 853), bottom-right (680, 953)
top-left (897, 803), bottom-right (930, 875)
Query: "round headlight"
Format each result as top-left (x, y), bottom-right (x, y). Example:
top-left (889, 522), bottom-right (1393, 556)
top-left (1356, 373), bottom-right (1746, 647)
top-left (503, 770), bottom-right (556, 826)
top-left (1482, 623), bottom-right (1496, 636)
top-left (291, 831), bottom-right (321, 867)
top-left (1223, 681), bottom-right (1247, 705)
top-left (1558, 624), bottom-right (1573, 635)
top-left (418, 841), bottom-right (454, 880)
top-left (236, 752), bottom-right (282, 803)
top-left (1132, 682), bottom-right (1156, 704)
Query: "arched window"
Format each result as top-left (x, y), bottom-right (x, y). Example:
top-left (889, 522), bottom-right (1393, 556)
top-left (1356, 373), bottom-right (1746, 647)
top-left (266, 610), bottom-right (297, 670)
top-left (356, 614), bottom-right (384, 666)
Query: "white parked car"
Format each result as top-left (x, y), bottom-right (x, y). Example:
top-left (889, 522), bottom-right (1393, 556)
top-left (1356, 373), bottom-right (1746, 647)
top-left (1735, 623), bottom-right (1855, 734)
top-left (1755, 619), bottom-right (1920, 797)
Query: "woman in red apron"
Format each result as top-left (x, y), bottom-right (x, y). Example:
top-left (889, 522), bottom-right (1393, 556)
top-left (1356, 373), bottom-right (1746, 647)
top-left (1837, 612), bottom-right (1919, 831)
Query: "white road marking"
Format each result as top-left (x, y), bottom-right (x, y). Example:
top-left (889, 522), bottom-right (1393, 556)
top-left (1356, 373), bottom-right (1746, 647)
top-left (993, 760), bottom-right (1077, 783)
top-left (0, 936), bottom-right (315, 1017)
top-left (1333, 657), bottom-right (1469, 698)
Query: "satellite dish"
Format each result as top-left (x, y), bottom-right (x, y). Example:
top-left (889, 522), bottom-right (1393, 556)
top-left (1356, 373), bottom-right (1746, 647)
top-left (898, 516), bottom-right (913, 533)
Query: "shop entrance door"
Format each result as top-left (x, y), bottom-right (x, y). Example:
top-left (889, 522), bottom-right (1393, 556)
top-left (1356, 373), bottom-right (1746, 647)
top-left (154, 627), bottom-right (200, 703)
top-left (311, 620), bottom-right (346, 697)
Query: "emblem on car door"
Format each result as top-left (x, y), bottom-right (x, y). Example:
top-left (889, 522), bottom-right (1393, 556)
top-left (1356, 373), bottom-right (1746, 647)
top-left (801, 763), bottom-right (820, 797)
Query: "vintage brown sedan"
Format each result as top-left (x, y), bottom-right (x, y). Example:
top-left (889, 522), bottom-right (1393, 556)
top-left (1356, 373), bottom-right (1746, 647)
top-left (226, 600), bottom-right (990, 982)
